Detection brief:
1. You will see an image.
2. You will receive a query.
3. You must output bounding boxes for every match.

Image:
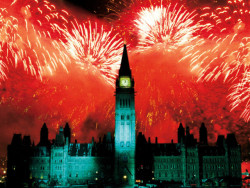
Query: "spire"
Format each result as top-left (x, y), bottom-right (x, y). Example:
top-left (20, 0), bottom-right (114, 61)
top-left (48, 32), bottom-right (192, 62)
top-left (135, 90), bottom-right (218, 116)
top-left (64, 122), bottom-right (71, 143)
top-left (199, 122), bottom-right (208, 145)
top-left (41, 123), bottom-right (48, 131)
top-left (119, 44), bottom-right (131, 77)
top-left (40, 123), bottom-right (48, 146)
top-left (178, 123), bottom-right (185, 144)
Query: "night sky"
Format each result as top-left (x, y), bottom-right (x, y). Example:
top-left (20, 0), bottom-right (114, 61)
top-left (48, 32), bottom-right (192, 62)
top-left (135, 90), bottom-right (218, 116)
top-left (0, 0), bottom-right (249, 157)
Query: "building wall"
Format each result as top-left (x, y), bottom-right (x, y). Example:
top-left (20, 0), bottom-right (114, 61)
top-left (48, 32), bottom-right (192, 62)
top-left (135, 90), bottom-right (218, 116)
top-left (228, 146), bottom-right (242, 179)
top-left (186, 147), bottom-right (200, 186)
top-left (153, 146), bottom-right (200, 186)
top-left (202, 156), bottom-right (228, 178)
top-left (29, 143), bottom-right (113, 186)
top-left (50, 144), bottom-right (68, 185)
top-left (67, 157), bottom-right (102, 185)
top-left (153, 156), bottom-right (183, 182)
top-left (30, 146), bottom-right (50, 181)
top-left (115, 92), bottom-right (136, 185)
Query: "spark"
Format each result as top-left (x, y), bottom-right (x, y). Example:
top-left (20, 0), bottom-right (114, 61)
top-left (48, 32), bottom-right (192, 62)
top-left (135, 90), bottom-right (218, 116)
top-left (134, 4), bottom-right (206, 50)
top-left (60, 20), bottom-right (124, 86)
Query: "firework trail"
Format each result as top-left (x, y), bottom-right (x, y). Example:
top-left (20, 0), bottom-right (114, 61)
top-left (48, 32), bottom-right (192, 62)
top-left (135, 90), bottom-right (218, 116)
top-left (0, 0), bottom-right (71, 80)
top-left (229, 70), bottom-right (250, 122)
top-left (110, 0), bottom-right (250, 121)
top-left (134, 3), bottom-right (209, 50)
top-left (179, 0), bottom-right (250, 121)
top-left (60, 20), bottom-right (124, 86)
top-left (190, 0), bottom-right (250, 83)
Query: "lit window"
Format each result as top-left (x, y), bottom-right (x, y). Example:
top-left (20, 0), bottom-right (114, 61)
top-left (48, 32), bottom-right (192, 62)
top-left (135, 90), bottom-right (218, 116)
top-left (126, 141), bottom-right (130, 147)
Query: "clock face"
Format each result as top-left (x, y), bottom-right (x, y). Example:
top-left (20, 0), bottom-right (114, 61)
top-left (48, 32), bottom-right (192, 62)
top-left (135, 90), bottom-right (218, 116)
top-left (120, 77), bottom-right (131, 88)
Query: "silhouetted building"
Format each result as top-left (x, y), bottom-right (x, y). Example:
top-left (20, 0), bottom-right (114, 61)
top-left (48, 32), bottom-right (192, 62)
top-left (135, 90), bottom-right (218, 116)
top-left (199, 122), bottom-right (208, 145)
top-left (178, 123), bottom-right (185, 144)
top-left (7, 45), bottom-right (242, 187)
top-left (7, 134), bottom-right (32, 187)
top-left (64, 122), bottom-right (71, 143)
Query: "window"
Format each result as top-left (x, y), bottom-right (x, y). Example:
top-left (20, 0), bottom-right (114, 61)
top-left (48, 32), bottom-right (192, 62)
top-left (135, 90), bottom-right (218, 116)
top-left (120, 142), bottom-right (124, 147)
top-left (127, 115), bottom-right (130, 120)
top-left (121, 115), bottom-right (124, 120)
top-left (123, 155), bottom-right (128, 162)
top-left (126, 141), bottom-right (130, 147)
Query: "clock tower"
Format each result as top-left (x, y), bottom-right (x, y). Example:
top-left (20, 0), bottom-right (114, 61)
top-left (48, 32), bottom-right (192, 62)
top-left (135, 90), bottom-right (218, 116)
top-left (114, 44), bottom-right (136, 186)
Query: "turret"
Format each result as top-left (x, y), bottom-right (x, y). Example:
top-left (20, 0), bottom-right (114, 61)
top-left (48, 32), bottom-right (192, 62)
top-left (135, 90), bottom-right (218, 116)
top-left (178, 123), bottom-right (185, 144)
top-left (199, 122), bottom-right (208, 145)
top-left (186, 126), bottom-right (190, 136)
top-left (40, 123), bottom-right (48, 146)
top-left (64, 122), bottom-right (71, 143)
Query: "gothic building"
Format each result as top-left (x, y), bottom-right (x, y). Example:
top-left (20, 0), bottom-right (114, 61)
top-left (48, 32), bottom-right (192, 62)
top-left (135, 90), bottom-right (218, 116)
top-left (7, 45), bottom-right (242, 187)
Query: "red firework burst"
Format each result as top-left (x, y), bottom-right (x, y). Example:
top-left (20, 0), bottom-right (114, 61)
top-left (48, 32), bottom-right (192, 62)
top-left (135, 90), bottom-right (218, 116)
top-left (60, 20), bottom-right (124, 86)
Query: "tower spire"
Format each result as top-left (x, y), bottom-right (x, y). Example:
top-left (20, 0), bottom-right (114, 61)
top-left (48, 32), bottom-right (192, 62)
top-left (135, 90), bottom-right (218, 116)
top-left (119, 44), bottom-right (131, 77)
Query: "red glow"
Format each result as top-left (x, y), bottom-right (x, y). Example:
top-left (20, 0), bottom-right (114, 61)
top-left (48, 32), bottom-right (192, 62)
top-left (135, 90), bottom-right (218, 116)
top-left (0, 0), bottom-right (249, 157)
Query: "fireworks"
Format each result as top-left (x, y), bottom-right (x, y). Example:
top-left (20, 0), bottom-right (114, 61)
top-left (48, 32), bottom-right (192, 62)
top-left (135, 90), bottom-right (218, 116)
top-left (61, 20), bottom-right (124, 86)
top-left (178, 0), bottom-right (250, 121)
top-left (0, 0), bottom-right (71, 80)
top-left (229, 70), bottom-right (250, 122)
top-left (134, 4), bottom-right (205, 50)
top-left (0, 0), bottom-right (249, 149)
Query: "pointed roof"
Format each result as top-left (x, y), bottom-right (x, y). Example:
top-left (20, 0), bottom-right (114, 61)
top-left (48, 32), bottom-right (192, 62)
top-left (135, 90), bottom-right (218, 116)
top-left (119, 44), bottom-right (131, 77)
top-left (178, 123), bottom-right (184, 129)
top-left (42, 123), bottom-right (47, 129)
top-left (64, 122), bottom-right (70, 129)
top-left (200, 122), bottom-right (207, 130)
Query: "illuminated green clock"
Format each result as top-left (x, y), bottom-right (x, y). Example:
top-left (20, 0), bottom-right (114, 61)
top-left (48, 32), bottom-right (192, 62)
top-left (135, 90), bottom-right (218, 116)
top-left (120, 77), bottom-right (131, 88)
